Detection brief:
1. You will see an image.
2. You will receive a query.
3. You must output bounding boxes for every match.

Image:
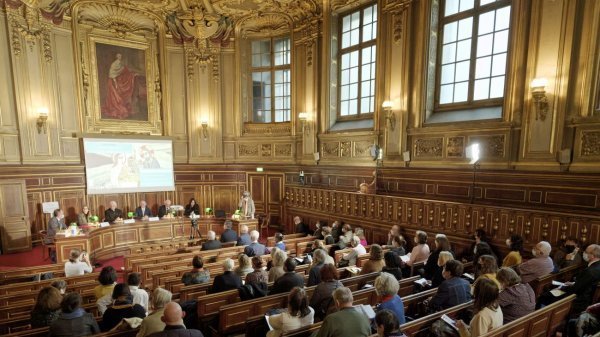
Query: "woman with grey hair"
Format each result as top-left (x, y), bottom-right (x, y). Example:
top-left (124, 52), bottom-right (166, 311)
top-left (136, 288), bottom-right (172, 337)
top-left (239, 191), bottom-right (255, 219)
top-left (269, 248), bottom-right (288, 282)
top-left (374, 272), bottom-right (406, 325)
top-left (496, 267), bottom-right (535, 323)
top-left (340, 235), bottom-right (366, 266)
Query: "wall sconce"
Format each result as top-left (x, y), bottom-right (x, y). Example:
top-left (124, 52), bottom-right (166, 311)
top-left (200, 120), bottom-right (208, 140)
top-left (382, 101), bottom-right (395, 131)
top-left (36, 107), bottom-right (49, 134)
top-left (298, 112), bottom-right (310, 134)
top-left (530, 78), bottom-right (549, 121)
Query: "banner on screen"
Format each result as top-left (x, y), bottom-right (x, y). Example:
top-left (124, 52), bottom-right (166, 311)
top-left (83, 138), bottom-right (174, 195)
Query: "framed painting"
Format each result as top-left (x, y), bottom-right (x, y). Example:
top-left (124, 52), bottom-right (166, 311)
top-left (83, 36), bottom-right (163, 135)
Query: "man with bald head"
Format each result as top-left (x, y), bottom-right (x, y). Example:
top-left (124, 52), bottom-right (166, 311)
top-left (104, 201), bottom-right (123, 223)
top-left (135, 200), bottom-right (152, 219)
top-left (158, 200), bottom-right (172, 218)
top-left (519, 241), bottom-right (554, 283)
top-left (146, 302), bottom-right (204, 337)
top-left (562, 244), bottom-right (600, 315)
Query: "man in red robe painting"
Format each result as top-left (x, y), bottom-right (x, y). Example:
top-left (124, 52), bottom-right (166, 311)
top-left (102, 53), bottom-right (140, 119)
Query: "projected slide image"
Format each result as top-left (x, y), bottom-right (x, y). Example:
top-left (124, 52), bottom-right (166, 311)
top-left (84, 138), bottom-right (174, 194)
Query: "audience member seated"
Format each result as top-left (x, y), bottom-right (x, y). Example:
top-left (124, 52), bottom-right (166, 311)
top-left (355, 227), bottom-right (367, 246)
top-left (181, 255), bottom-right (210, 286)
top-left (220, 220), bottom-right (239, 243)
top-left (456, 278), bottom-right (503, 337)
top-left (386, 225), bottom-right (400, 246)
top-left (244, 230), bottom-right (268, 256)
top-left (31, 286), bottom-right (62, 328)
top-left (561, 244), bottom-right (600, 316)
top-left (211, 258), bottom-right (242, 293)
top-left (553, 237), bottom-right (583, 270)
top-left (100, 283), bottom-right (146, 332)
top-left (428, 260), bottom-right (471, 311)
top-left (340, 235), bottom-right (366, 266)
top-left (502, 235), bottom-right (523, 268)
top-left (135, 200), bottom-right (153, 219)
top-left (406, 230), bottom-right (430, 267)
top-left (464, 229), bottom-right (491, 262)
top-left (313, 221), bottom-right (325, 240)
top-left (310, 264), bottom-right (343, 322)
top-left (266, 287), bottom-right (315, 337)
top-left (274, 232), bottom-right (286, 251)
top-left (313, 240), bottom-right (335, 265)
top-left (519, 241), bottom-right (554, 283)
top-left (271, 257), bottom-right (305, 295)
top-left (234, 254), bottom-right (253, 278)
top-left (375, 272), bottom-right (406, 324)
top-left (77, 206), bottom-right (91, 226)
top-left (246, 256), bottom-right (269, 284)
top-left (361, 244), bottom-right (385, 275)
top-left (157, 199), bottom-right (172, 218)
top-left (571, 302), bottom-right (600, 337)
top-left (322, 226), bottom-right (335, 245)
top-left (375, 309), bottom-right (408, 337)
top-left (183, 198), bottom-right (200, 216)
top-left (424, 235), bottom-right (452, 284)
top-left (50, 292), bottom-right (99, 337)
top-left (308, 249), bottom-right (328, 286)
top-left (337, 224), bottom-right (353, 249)
top-left (201, 231), bottom-right (222, 251)
top-left (64, 249), bottom-right (92, 277)
top-left (268, 248), bottom-right (287, 282)
top-left (473, 255), bottom-right (501, 294)
top-left (382, 251), bottom-right (403, 281)
top-left (51, 280), bottom-right (67, 295)
top-left (472, 242), bottom-right (497, 277)
top-left (94, 266), bottom-right (117, 300)
top-left (496, 267), bottom-right (535, 324)
top-left (137, 288), bottom-right (172, 337)
top-left (237, 225), bottom-right (251, 246)
top-left (294, 216), bottom-right (311, 236)
top-left (388, 235), bottom-right (407, 257)
top-left (314, 287), bottom-right (371, 337)
top-left (330, 220), bottom-right (343, 242)
top-left (428, 251), bottom-right (453, 288)
top-left (145, 302), bottom-right (204, 337)
top-left (98, 272), bottom-right (150, 315)
top-left (104, 201), bottom-right (123, 223)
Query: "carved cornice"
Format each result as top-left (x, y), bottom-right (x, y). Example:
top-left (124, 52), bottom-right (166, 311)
top-left (6, 3), bottom-right (52, 61)
top-left (581, 131), bottom-right (600, 157)
top-left (238, 12), bottom-right (291, 39)
top-left (77, 3), bottom-right (158, 37)
top-left (243, 122), bottom-right (292, 135)
top-left (414, 137), bottom-right (444, 158)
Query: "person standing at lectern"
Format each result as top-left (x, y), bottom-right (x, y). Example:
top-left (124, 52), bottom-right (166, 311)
top-left (104, 201), bottom-right (123, 224)
top-left (238, 191), bottom-right (255, 219)
top-left (158, 199), bottom-right (172, 218)
top-left (135, 201), bottom-right (152, 219)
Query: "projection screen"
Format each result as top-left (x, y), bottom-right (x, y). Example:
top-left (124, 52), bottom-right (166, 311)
top-left (83, 137), bottom-right (175, 195)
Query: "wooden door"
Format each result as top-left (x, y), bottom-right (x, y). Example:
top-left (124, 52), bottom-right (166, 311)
top-left (248, 173), bottom-right (284, 226)
top-left (0, 180), bottom-right (31, 253)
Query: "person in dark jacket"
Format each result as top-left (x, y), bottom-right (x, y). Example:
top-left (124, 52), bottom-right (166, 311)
top-left (423, 235), bottom-right (453, 286)
top-left (271, 258), bottom-right (305, 295)
top-left (237, 225), bottom-right (252, 246)
top-left (100, 283), bottom-right (146, 331)
top-left (382, 251), bottom-right (403, 281)
top-left (181, 255), bottom-right (210, 286)
top-left (220, 220), bottom-right (238, 243)
top-left (308, 249), bottom-right (328, 286)
top-left (183, 198), bottom-right (200, 216)
top-left (31, 286), bottom-right (62, 328)
top-left (562, 244), bottom-right (600, 316)
top-left (310, 264), bottom-right (343, 321)
top-left (243, 230), bottom-right (268, 257)
top-left (428, 260), bottom-right (471, 311)
top-left (135, 200), bottom-right (153, 219)
top-left (147, 302), bottom-right (204, 337)
top-left (50, 292), bottom-right (99, 337)
top-left (293, 216), bottom-right (311, 236)
top-left (211, 258), bottom-right (243, 293)
top-left (201, 231), bottom-right (222, 251)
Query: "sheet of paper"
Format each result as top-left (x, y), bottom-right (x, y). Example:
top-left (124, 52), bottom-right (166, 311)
top-left (415, 278), bottom-right (429, 286)
top-left (100, 222), bottom-right (110, 227)
top-left (124, 219), bottom-right (135, 224)
top-left (552, 280), bottom-right (564, 287)
top-left (265, 315), bottom-right (274, 331)
top-left (400, 255), bottom-right (410, 263)
top-left (550, 289), bottom-right (566, 297)
top-left (148, 217), bottom-right (160, 222)
top-left (42, 201), bottom-right (60, 214)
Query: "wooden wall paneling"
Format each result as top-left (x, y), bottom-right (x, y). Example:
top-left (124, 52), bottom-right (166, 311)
top-left (0, 180), bottom-right (31, 253)
top-left (28, 192), bottom-right (43, 241)
top-left (211, 185), bottom-right (239, 214)
top-left (249, 174), bottom-right (266, 215)
top-left (266, 174), bottom-right (284, 225)
top-left (54, 190), bottom-right (86, 225)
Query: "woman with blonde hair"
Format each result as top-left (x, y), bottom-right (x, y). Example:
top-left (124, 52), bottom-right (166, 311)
top-left (234, 254), bottom-right (253, 278)
top-left (268, 248), bottom-right (288, 282)
top-left (136, 288), bottom-right (172, 337)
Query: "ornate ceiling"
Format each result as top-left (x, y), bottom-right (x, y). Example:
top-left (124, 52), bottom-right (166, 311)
top-left (2, 0), bottom-right (324, 44)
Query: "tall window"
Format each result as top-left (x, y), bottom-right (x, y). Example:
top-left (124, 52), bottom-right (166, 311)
top-left (338, 3), bottom-right (377, 118)
top-left (251, 37), bottom-right (291, 123)
top-left (437, 0), bottom-right (511, 109)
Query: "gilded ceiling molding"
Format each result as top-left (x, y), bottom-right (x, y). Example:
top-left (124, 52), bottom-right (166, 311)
top-left (382, 0), bottom-right (414, 45)
top-left (6, 2), bottom-right (53, 61)
top-left (296, 18), bottom-right (320, 66)
top-left (76, 2), bottom-right (158, 37)
top-left (211, 0), bottom-right (320, 23)
top-left (238, 12), bottom-right (292, 39)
